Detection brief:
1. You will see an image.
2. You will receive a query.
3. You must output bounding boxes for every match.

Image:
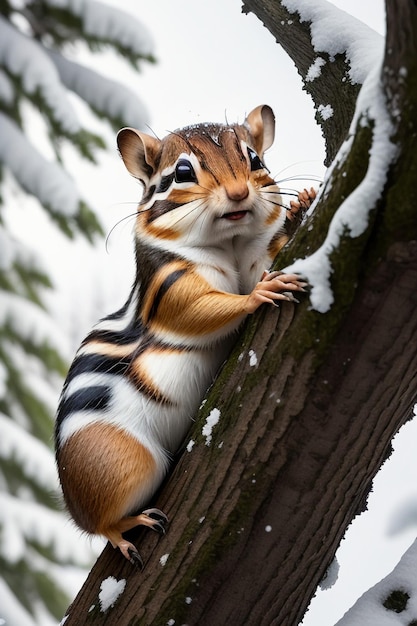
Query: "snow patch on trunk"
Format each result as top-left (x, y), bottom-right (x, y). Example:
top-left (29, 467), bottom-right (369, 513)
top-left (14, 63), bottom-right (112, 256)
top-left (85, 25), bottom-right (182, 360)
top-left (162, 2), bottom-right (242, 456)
top-left (98, 576), bottom-right (126, 612)
top-left (202, 408), bottom-right (221, 446)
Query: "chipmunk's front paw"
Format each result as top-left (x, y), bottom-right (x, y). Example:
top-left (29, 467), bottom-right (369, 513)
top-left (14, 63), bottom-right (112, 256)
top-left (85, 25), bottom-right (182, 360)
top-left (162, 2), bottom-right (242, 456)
top-left (245, 271), bottom-right (308, 313)
top-left (288, 187), bottom-right (317, 221)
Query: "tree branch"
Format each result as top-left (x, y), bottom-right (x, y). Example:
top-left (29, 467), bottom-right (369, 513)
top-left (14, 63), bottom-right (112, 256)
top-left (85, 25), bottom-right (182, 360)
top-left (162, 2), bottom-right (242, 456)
top-left (240, 0), bottom-right (376, 165)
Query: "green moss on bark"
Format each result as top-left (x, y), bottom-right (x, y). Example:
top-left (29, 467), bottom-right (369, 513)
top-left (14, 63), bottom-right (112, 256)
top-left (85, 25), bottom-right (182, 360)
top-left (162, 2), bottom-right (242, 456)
top-left (383, 589), bottom-right (410, 613)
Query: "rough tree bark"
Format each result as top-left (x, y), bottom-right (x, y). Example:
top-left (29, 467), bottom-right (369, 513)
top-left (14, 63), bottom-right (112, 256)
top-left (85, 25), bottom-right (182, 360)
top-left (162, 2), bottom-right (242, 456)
top-left (62, 1), bottom-right (417, 624)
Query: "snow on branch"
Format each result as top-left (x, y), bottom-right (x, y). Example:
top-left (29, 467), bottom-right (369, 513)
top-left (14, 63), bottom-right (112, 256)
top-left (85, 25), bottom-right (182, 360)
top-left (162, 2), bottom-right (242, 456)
top-left (285, 59), bottom-right (396, 312)
top-left (44, 0), bottom-right (154, 60)
top-left (49, 50), bottom-right (149, 129)
top-left (336, 539), bottom-right (417, 624)
top-left (0, 113), bottom-right (80, 217)
top-left (0, 491), bottom-right (95, 565)
top-left (0, 412), bottom-right (57, 491)
top-left (281, 0), bottom-right (383, 84)
top-left (0, 224), bottom-right (46, 275)
top-left (0, 15), bottom-right (80, 134)
top-left (84, 0), bottom-right (154, 58)
top-left (0, 68), bottom-right (14, 106)
top-left (0, 578), bottom-right (34, 626)
top-left (243, 0), bottom-right (384, 165)
top-left (0, 289), bottom-right (69, 357)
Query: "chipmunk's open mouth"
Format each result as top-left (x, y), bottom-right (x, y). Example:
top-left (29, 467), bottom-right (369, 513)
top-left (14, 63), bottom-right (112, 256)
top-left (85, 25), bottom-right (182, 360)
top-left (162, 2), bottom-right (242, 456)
top-left (221, 210), bottom-right (250, 221)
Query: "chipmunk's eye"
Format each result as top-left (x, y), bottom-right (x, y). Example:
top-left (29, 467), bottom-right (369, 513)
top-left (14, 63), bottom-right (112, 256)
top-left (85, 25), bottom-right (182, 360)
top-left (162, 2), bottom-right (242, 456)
top-left (175, 158), bottom-right (196, 183)
top-left (247, 147), bottom-right (268, 172)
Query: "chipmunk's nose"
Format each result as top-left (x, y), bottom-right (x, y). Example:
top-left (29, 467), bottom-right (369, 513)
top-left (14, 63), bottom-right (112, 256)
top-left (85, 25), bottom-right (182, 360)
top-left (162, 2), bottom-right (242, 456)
top-left (226, 182), bottom-right (249, 202)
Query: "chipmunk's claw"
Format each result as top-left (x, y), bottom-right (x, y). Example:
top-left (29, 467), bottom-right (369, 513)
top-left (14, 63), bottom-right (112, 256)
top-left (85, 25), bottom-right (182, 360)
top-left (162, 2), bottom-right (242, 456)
top-left (142, 508), bottom-right (169, 523)
top-left (127, 546), bottom-right (144, 569)
top-left (142, 508), bottom-right (168, 535)
top-left (281, 291), bottom-right (300, 303)
top-left (116, 539), bottom-right (144, 568)
top-left (293, 274), bottom-right (309, 284)
top-left (152, 521), bottom-right (166, 535)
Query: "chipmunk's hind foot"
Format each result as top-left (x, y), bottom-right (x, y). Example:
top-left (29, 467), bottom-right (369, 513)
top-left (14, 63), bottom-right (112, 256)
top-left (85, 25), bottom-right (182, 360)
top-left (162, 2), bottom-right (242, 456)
top-left (105, 508), bottom-right (169, 567)
top-left (124, 542), bottom-right (144, 568)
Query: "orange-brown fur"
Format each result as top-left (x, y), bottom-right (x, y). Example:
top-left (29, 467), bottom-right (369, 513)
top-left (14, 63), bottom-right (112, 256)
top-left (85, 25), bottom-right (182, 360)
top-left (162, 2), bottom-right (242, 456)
top-left (268, 233), bottom-right (291, 259)
top-left (58, 422), bottom-right (156, 534)
top-left (140, 260), bottom-right (191, 324)
top-left (136, 214), bottom-right (181, 241)
top-left (146, 266), bottom-right (251, 337)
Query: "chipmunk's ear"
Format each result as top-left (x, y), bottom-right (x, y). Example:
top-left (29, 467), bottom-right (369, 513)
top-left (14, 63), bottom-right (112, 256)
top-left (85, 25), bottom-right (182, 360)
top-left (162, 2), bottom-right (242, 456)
top-left (244, 105), bottom-right (275, 157)
top-left (117, 128), bottom-right (161, 185)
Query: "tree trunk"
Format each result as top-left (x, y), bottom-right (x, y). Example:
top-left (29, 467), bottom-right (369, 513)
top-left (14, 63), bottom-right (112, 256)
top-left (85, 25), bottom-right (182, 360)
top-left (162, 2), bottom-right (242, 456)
top-left (62, 1), bottom-right (417, 624)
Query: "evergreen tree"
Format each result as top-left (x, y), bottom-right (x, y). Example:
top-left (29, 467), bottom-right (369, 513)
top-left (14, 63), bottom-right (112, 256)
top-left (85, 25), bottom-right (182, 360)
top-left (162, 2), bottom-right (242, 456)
top-left (0, 1), bottom-right (155, 624)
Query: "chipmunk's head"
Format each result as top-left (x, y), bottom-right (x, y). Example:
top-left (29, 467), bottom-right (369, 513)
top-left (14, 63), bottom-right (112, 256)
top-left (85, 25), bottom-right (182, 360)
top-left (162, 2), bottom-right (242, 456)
top-left (117, 105), bottom-right (284, 247)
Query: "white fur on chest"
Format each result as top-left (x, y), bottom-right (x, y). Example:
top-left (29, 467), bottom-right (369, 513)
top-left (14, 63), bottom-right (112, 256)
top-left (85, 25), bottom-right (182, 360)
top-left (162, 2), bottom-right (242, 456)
top-left (177, 237), bottom-right (272, 295)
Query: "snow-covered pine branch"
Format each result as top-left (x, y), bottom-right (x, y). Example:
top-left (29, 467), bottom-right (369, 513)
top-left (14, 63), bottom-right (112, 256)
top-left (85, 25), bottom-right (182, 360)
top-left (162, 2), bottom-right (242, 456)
top-left (0, 0), bottom-right (154, 237)
top-left (0, 14), bottom-right (80, 134)
top-left (0, 490), bottom-right (100, 626)
top-left (0, 490), bottom-right (95, 566)
top-left (0, 113), bottom-right (80, 217)
top-left (0, 412), bottom-right (60, 493)
top-left (49, 50), bottom-right (149, 130)
top-left (42, 0), bottom-right (155, 65)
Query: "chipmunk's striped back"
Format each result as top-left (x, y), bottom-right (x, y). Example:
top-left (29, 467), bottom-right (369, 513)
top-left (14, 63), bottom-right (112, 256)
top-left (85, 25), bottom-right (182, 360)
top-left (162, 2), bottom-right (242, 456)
top-left (54, 105), bottom-right (311, 565)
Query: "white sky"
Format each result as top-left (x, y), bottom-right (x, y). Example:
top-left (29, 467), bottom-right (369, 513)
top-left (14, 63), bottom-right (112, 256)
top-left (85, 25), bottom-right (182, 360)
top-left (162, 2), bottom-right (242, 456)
top-left (8, 1), bottom-right (417, 624)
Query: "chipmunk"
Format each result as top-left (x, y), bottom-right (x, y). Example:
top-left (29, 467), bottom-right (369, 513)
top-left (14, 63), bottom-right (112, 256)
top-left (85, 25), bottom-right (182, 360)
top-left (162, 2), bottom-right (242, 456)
top-left (55, 105), bottom-right (316, 567)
